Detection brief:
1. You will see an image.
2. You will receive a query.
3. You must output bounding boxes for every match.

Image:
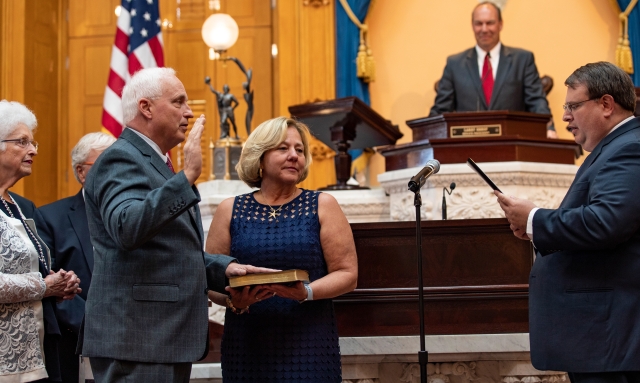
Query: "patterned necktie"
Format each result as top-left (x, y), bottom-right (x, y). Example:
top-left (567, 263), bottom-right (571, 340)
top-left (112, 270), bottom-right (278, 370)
top-left (166, 156), bottom-right (175, 174)
top-left (482, 52), bottom-right (494, 106)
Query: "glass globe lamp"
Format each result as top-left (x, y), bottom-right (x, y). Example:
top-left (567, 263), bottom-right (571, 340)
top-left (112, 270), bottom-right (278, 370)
top-left (201, 13), bottom-right (239, 52)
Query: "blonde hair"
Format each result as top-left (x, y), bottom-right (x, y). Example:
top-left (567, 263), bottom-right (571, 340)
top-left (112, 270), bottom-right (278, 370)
top-left (236, 117), bottom-right (312, 188)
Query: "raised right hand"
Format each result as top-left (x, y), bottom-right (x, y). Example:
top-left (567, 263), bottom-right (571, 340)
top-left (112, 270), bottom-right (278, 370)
top-left (183, 114), bottom-right (206, 185)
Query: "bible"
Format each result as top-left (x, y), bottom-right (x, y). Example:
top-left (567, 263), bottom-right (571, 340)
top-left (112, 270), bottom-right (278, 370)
top-left (228, 269), bottom-right (310, 288)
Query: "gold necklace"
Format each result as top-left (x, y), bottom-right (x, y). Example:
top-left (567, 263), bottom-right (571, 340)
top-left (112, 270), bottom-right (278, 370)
top-left (260, 190), bottom-right (297, 219)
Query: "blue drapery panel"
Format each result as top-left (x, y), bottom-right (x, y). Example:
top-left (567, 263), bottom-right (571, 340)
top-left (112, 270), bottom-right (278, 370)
top-left (617, 0), bottom-right (640, 85)
top-left (335, 0), bottom-right (372, 104)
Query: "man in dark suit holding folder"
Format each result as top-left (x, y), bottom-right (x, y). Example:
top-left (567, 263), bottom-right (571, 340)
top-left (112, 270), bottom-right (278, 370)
top-left (496, 61), bottom-right (640, 382)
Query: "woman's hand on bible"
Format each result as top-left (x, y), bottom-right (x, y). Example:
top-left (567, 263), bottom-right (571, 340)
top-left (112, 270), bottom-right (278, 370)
top-left (225, 284), bottom-right (274, 309)
top-left (268, 281), bottom-right (307, 301)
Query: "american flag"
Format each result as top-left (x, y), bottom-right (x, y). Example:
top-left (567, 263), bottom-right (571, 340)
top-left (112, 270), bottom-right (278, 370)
top-left (102, 0), bottom-right (164, 137)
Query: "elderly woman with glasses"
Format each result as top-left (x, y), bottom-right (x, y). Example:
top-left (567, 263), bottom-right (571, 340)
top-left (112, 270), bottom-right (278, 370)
top-left (206, 117), bottom-right (358, 382)
top-left (0, 100), bottom-right (81, 383)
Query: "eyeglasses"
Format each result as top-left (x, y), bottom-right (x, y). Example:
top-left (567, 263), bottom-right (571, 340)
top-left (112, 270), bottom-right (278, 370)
top-left (562, 97), bottom-right (600, 113)
top-left (1, 138), bottom-right (38, 150)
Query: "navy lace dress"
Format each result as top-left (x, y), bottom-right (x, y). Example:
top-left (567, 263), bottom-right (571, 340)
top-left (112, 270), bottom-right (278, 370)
top-left (221, 189), bottom-right (341, 382)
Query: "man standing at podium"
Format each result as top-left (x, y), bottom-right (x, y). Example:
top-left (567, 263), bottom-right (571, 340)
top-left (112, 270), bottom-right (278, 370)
top-left (496, 61), bottom-right (640, 382)
top-left (429, 1), bottom-right (557, 138)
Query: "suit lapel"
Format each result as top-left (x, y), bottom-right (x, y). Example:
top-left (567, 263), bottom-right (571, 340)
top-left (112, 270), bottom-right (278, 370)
top-left (561, 117), bottom-right (640, 207)
top-left (491, 45), bottom-right (511, 108)
top-left (120, 128), bottom-right (175, 181)
top-left (121, 128), bottom-right (201, 236)
top-left (578, 117), bottom-right (640, 178)
top-left (69, 191), bottom-right (94, 273)
top-left (464, 49), bottom-right (487, 109)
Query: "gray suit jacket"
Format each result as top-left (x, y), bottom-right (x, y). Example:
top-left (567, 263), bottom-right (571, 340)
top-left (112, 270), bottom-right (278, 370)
top-left (81, 128), bottom-right (235, 363)
top-left (429, 45), bottom-right (552, 127)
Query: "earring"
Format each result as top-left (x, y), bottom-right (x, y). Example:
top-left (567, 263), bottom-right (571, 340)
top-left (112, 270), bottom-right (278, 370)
top-left (259, 168), bottom-right (263, 178)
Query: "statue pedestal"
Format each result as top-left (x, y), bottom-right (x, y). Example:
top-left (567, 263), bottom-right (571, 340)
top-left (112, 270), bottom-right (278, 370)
top-left (379, 161), bottom-right (578, 221)
top-left (212, 138), bottom-right (243, 180)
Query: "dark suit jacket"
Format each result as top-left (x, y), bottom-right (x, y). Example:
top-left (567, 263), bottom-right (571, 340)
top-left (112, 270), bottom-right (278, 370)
top-left (37, 190), bottom-right (92, 335)
top-left (530, 117), bottom-right (640, 372)
top-left (81, 128), bottom-right (235, 363)
top-left (429, 45), bottom-right (552, 124)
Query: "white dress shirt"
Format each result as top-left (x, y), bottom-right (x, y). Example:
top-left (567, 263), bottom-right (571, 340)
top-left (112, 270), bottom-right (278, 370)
top-left (127, 127), bottom-right (169, 163)
top-left (475, 42), bottom-right (501, 80)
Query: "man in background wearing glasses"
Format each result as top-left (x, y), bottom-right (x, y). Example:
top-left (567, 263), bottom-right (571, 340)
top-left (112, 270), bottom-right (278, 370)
top-left (496, 61), bottom-right (640, 382)
top-left (37, 132), bottom-right (116, 383)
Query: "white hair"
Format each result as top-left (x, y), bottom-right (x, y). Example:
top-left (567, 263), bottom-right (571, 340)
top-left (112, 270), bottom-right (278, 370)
top-left (0, 100), bottom-right (37, 151)
top-left (71, 132), bottom-right (116, 183)
top-left (121, 67), bottom-right (177, 125)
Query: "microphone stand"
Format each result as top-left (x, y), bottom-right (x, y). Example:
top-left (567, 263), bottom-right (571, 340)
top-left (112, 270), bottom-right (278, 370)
top-left (442, 182), bottom-right (456, 220)
top-left (410, 180), bottom-right (428, 383)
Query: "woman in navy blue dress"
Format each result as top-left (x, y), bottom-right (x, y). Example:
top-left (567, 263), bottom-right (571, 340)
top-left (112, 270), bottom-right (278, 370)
top-left (206, 117), bottom-right (358, 382)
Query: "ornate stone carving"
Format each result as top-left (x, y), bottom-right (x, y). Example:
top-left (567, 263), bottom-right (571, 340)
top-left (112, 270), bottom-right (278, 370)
top-left (400, 362), bottom-right (490, 383)
top-left (502, 374), bottom-right (567, 383)
top-left (428, 173), bottom-right (575, 189)
top-left (447, 189), bottom-right (504, 220)
top-left (391, 193), bottom-right (433, 221)
top-left (303, 0), bottom-right (330, 7)
top-left (524, 189), bottom-right (562, 209)
top-left (339, 202), bottom-right (389, 217)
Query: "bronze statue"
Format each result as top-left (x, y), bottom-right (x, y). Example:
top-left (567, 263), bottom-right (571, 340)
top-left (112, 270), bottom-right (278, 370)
top-left (205, 77), bottom-right (239, 139)
top-left (226, 57), bottom-right (254, 136)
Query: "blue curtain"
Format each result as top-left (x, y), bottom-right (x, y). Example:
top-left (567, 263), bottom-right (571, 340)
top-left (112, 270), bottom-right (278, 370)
top-left (617, 0), bottom-right (640, 85)
top-left (335, 0), bottom-right (372, 104)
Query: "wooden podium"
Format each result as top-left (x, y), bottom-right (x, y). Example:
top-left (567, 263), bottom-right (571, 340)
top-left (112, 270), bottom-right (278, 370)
top-left (379, 111), bottom-right (582, 170)
top-left (289, 97), bottom-right (402, 189)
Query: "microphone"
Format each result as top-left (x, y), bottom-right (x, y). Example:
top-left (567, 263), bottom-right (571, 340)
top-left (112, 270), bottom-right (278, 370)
top-left (442, 182), bottom-right (456, 220)
top-left (408, 159), bottom-right (441, 193)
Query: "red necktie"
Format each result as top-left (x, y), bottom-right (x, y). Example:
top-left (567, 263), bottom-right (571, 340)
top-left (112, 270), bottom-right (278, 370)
top-left (166, 156), bottom-right (175, 174)
top-left (482, 52), bottom-right (494, 107)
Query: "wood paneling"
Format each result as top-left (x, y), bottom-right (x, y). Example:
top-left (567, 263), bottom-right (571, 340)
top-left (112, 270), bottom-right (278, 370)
top-left (0, 0), bottom-right (26, 103)
top-left (68, 0), bottom-right (120, 37)
top-left (274, 0), bottom-right (336, 190)
top-left (0, 0), bottom-right (26, 196)
top-left (0, 0), bottom-right (60, 205)
top-left (66, 36), bottom-right (113, 197)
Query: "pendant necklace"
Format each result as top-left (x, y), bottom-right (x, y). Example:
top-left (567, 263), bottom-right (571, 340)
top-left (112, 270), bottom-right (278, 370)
top-left (261, 190), bottom-right (296, 219)
top-left (0, 194), bottom-right (48, 271)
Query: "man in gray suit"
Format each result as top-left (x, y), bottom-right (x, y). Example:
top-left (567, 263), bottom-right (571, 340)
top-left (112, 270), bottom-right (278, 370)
top-left (429, 1), bottom-right (557, 138)
top-left (81, 67), bottom-right (270, 383)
